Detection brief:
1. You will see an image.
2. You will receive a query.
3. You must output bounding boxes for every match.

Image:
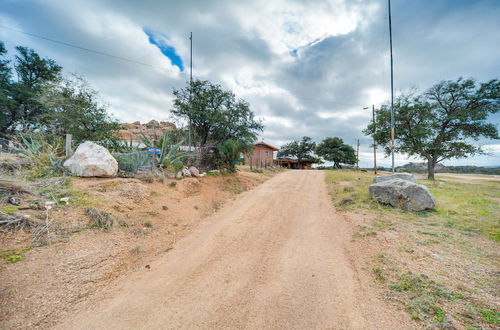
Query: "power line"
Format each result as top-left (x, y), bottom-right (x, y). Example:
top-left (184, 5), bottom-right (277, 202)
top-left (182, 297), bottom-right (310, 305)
top-left (0, 25), bottom-right (369, 109)
top-left (0, 24), bottom-right (166, 70)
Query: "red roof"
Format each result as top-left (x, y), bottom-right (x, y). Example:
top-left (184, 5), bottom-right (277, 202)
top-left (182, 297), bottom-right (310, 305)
top-left (255, 141), bottom-right (279, 151)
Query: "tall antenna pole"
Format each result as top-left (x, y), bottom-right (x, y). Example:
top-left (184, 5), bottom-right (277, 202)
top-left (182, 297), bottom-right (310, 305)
top-left (388, 0), bottom-right (395, 173)
top-left (188, 32), bottom-right (193, 151)
top-left (372, 104), bottom-right (377, 175)
top-left (190, 32), bottom-right (193, 84)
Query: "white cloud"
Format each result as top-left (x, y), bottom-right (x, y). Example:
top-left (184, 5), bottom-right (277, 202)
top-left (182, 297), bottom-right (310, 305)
top-left (1, 0), bottom-right (498, 166)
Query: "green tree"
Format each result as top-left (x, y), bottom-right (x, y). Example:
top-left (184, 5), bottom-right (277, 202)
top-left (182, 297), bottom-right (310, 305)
top-left (171, 80), bottom-right (263, 171)
top-left (278, 136), bottom-right (321, 163)
top-left (7, 46), bottom-right (62, 132)
top-left (316, 137), bottom-right (357, 169)
top-left (36, 75), bottom-right (122, 144)
top-left (0, 41), bottom-right (12, 133)
top-left (364, 78), bottom-right (499, 180)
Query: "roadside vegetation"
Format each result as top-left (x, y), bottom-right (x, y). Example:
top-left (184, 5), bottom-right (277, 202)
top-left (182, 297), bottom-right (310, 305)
top-left (364, 78), bottom-right (499, 180)
top-left (326, 169), bottom-right (499, 328)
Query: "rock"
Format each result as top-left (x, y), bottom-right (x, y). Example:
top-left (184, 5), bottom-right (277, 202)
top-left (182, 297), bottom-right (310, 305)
top-left (182, 167), bottom-right (191, 177)
top-left (369, 178), bottom-right (435, 212)
top-left (145, 120), bottom-right (160, 128)
top-left (175, 171), bottom-right (183, 179)
top-left (372, 173), bottom-right (416, 184)
top-left (132, 121), bottom-right (141, 125)
top-left (63, 142), bottom-right (118, 177)
top-left (189, 166), bottom-right (200, 177)
top-left (7, 196), bottom-right (20, 206)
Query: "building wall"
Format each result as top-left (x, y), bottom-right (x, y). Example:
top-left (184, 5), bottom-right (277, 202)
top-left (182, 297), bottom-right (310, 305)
top-left (244, 145), bottom-right (275, 167)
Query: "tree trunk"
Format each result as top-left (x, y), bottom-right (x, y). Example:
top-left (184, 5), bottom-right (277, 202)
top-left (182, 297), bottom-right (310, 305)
top-left (427, 157), bottom-right (436, 180)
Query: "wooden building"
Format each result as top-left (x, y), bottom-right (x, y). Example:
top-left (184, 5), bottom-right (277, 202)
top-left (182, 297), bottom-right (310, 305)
top-left (244, 142), bottom-right (278, 167)
top-left (275, 158), bottom-right (313, 169)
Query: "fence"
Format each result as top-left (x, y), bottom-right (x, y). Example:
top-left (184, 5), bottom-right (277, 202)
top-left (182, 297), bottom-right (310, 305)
top-left (0, 138), bottom-right (18, 153)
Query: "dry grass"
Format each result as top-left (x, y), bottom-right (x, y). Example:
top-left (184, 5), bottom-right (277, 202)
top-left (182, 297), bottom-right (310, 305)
top-left (326, 169), bottom-right (500, 328)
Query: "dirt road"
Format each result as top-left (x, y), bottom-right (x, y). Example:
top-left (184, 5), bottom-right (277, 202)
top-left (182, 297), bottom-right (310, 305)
top-left (59, 170), bottom-right (406, 329)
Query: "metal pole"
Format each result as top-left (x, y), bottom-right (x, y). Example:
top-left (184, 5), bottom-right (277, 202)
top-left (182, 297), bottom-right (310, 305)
top-left (388, 0), bottom-right (395, 173)
top-left (188, 32), bottom-right (193, 152)
top-left (372, 105), bottom-right (377, 175)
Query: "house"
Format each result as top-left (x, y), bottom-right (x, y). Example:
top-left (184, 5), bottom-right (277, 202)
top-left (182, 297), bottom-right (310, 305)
top-left (244, 142), bottom-right (278, 167)
top-left (275, 158), bottom-right (313, 169)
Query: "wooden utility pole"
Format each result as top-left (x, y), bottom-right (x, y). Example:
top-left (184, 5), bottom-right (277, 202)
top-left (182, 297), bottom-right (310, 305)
top-left (356, 139), bottom-right (360, 169)
top-left (65, 134), bottom-right (72, 157)
top-left (372, 104), bottom-right (377, 174)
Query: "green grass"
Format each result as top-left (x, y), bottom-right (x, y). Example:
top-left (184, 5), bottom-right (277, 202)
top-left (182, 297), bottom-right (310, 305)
top-left (38, 178), bottom-right (96, 208)
top-left (325, 170), bottom-right (500, 241)
top-left (386, 271), bottom-right (464, 324)
top-left (478, 309), bottom-right (500, 325)
top-left (0, 246), bottom-right (33, 263)
top-left (0, 205), bottom-right (20, 215)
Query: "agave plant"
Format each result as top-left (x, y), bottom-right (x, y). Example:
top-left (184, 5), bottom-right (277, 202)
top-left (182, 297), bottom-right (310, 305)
top-left (140, 132), bottom-right (189, 172)
top-left (15, 132), bottom-right (66, 178)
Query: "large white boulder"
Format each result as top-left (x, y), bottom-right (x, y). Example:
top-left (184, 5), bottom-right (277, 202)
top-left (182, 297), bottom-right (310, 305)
top-left (64, 141), bottom-right (118, 177)
top-left (369, 178), bottom-right (435, 212)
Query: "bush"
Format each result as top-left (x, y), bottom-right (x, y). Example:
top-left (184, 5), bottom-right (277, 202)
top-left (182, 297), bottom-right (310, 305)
top-left (113, 151), bottom-right (149, 173)
top-left (15, 131), bottom-right (66, 178)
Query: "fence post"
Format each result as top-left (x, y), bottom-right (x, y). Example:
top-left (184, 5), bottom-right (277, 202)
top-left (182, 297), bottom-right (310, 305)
top-left (65, 134), bottom-right (73, 157)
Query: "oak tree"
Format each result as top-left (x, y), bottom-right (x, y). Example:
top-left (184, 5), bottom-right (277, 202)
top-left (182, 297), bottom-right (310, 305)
top-left (364, 78), bottom-right (499, 179)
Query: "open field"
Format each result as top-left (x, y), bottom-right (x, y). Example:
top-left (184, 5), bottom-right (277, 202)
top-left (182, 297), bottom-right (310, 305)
top-left (326, 170), bottom-right (500, 328)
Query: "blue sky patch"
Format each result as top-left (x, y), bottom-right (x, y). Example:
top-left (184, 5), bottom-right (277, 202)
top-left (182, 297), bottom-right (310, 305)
top-left (144, 28), bottom-right (184, 71)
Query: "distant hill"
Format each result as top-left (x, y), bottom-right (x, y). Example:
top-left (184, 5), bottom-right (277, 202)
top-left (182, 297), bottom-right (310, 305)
top-left (393, 162), bottom-right (500, 175)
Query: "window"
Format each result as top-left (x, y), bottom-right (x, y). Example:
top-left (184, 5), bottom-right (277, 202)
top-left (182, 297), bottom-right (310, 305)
top-left (265, 151), bottom-right (270, 157)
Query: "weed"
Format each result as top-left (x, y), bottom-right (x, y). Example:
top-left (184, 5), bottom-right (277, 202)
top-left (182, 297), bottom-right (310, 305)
top-left (372, 267), bottom-right (386, 282)
top-left (144, 221), bottom-right (153, 228)
top-left (145, 210), bottom-right (159, 217)
top-left (224, 177), bottom-right (246, 194)
top-left (417, 230), bottom-right (439, 237)
top-left (432, 306), bottom-right (446, 322)
top-left (0, 246), bottom-right (33, 263)
top-left (212, 201), bottom-right (222, 211)
top-left (0, 205), bottom-right (20, 215)
top-left (477, 309), bottom-right (499, 324)
top-left (131, 246), bottom-right (141, 254)
top-left (86, 208), bottom-right (114, 229)
top-left (168, 182), bottom-right (177, 188)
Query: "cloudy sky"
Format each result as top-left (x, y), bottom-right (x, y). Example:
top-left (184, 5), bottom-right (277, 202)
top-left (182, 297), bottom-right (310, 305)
top-left (1, 0), bottom-right (499, 167)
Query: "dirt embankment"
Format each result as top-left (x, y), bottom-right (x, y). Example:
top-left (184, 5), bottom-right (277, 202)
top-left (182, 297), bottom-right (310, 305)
top-left (0, 171), bottom-right (271, 330)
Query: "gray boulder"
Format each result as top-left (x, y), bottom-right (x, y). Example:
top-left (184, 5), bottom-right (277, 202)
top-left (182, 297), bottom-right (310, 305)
top-left (189, 166), bottom-right (200, 177)
top-left (182, 167), bottom-right (191, 177)
top-left (372, 173), bottom-right (416, 184)
top-left (369, 178), bottom-right (435, 211)
top-left (63, 142), bottom-right (118, 177)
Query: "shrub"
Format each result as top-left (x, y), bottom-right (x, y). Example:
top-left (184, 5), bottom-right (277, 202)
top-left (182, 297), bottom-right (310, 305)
top-left (113, 151), bottom-right (149, 173)
top-left (15, 131), bottom-right (66, 178)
